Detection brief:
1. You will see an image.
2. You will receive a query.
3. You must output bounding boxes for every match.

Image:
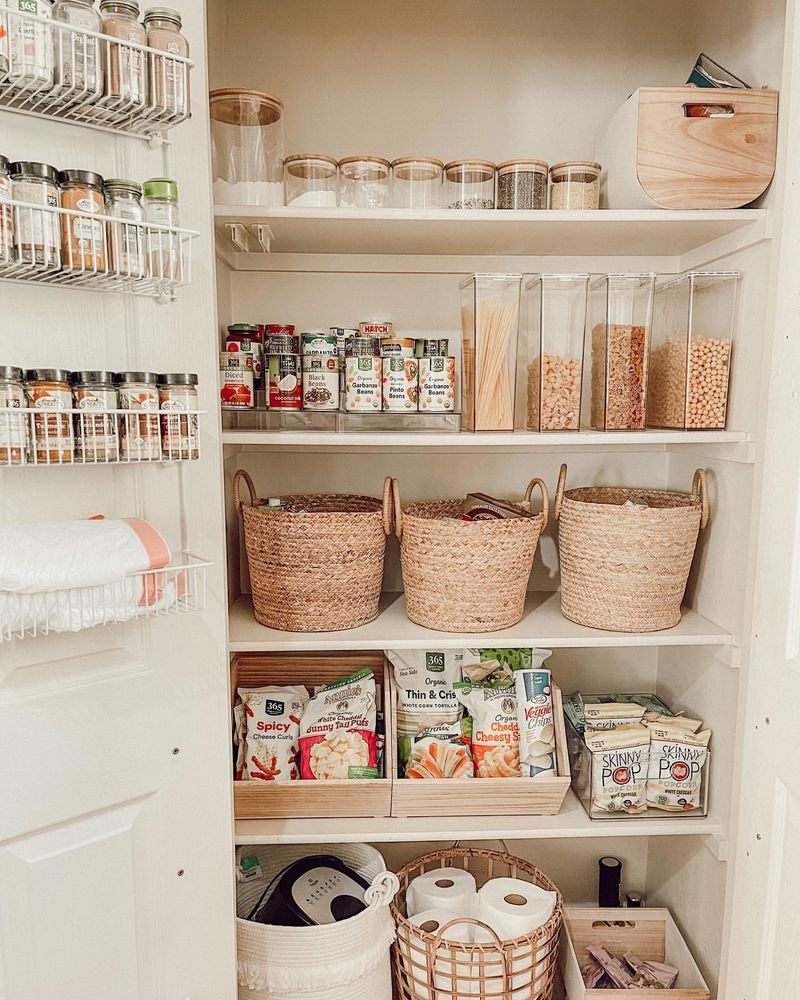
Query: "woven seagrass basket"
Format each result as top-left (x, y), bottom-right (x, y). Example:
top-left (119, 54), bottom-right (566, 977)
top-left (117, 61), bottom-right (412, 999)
top-left (392, 477), bottom-right (548, 632)
top-left (233, 470), bottom-right (392, 632)
top-left (392, 845), bottom-right (563, 1000)
top-left (555, 463), bottom-right (709, 633)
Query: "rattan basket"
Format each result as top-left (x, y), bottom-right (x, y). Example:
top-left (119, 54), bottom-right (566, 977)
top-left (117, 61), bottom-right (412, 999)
top-left (555, 463), bottom-right (709, 633)
top-left (392, 477), bottom-right (548, 632)
top-left (392, 845), bottom-right (563, 1000)
top-left (233, 470), bottom-right (392, 632)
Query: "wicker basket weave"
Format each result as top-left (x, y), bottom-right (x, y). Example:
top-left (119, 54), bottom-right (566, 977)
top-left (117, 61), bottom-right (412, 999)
top-left (392, 477), bottom-right (549, 632)
top-left (233, 470), bottom-right (392, 632)
top-left (555, 463), bottom-right (709, 633)
top-left (392, 845), bottom-right (563, 1000)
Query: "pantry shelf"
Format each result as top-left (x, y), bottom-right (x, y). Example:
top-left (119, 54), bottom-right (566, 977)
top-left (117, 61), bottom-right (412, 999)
top-left (214, 205), bottom-right (770, 260)
top-left (234, 789), bottom-right (725, 845)
top-left (228, 592), bottom-right (732, 652)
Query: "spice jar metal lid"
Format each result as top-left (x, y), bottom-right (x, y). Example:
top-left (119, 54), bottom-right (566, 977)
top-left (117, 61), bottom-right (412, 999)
top-left (116, 371), bottom-right (159, 383)
top-left (496, 159), bottom-right (549, 173)
top-left (100, 0), bottom-right (140, 15)
top-left (105, 178), bottom-right (143, 195)
top-left (71, 370), bottom-right (117, 384)
top-left (26, 368), bottom-right (72, 383)
top-left (550, 160), bottom-right (602, 173)
top-left (0, 366), bottom-right (23, 381)
top-left (143, 177), bottom-right (178, 202)
top-left (143, 6), bottom-right (181, 27)
top-left (209, 89), bottom-right (284, 127)
top-left (57, 169), bottom-right (105, 189)
top-left (9, 162), bottom-right (58, 184)
top-left (158, 372), bottom-right (198, 385)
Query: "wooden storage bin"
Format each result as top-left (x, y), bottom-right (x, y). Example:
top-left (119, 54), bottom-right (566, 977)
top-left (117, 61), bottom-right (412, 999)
top-left (390, 679), bottom-right (572, 817)
top-left (595, 87), bottom-right (778, 209)
top-left (231, 651), bottom-right (393, 819)
top-left (560, 907), bottom-right (710, 999)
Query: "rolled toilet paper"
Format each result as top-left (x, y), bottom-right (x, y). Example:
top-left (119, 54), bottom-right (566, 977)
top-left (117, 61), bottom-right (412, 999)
top-left (476, 878), bottom-right (556, 940)
top-left (406, 909), bottom-right (477, 1000)
top-left (406, 866), bottom-right (477, 918)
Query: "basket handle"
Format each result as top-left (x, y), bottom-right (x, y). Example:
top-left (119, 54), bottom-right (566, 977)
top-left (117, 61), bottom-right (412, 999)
top-left (453, 838), bottom-right (511, 854)
top-left (382, 476), bottom-right (394, 536)
top-left (524, 478), bottom-right (549, 529)
top-left (554, 463), bottom-right (568, 521)
top-left (366, 870), bottom-right (400, 909)
top-left (432, 916), bottom-right (506, 951)
top-left (233, 469), bottom-right (257, 519)
top-left (392, 478), bottom-right (403, 540)
top-left (692, 468), bottom-right (710, 530)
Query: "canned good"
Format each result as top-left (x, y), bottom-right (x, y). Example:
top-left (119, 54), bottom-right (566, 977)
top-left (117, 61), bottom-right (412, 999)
top-left (380, 337), bottom-right (415, 358)
top-left (220, 352), bottom-right (254, 409)
top-left (302, 355), bottom-right (339, 410)
top-left (347, 336), bottom-right (380, 357)
top-left (263, 324), bottom-right (299, 356)
top-left (227, 323), bottom-right (263, 385)
top-left (415, 338), bottom-right (445, 358)
top-left (359, 321), bottom-right (393, 338)
top-left (382, 357), bottom-right (418, 411)
top-left (345, 356), bottom-right (382, 411)
top-left (332, 327), bottom-right (357, 407)
top-left (301, 332), bottom-right (338, 356)
top-left (268, 354), bottom-right (302, 409)
top-left (419, 356), bottom-right (456, 411)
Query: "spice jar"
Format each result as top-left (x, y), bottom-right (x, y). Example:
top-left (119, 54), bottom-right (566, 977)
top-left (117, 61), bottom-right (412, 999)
top-left (105, 178), bottom-right (146, 278)
top-left (58, 169), bottom-right (107, 273)
top-left (25, 368), bottom-right (75, 463)
top-left (6, 0), bottom-right (54, 91)
top-left (284, 154), bottom-right (338, 207)
top-left (143, 177), bottom-right (181, 282)
top-left (9, 162), bottom-right (60, 269)
top-left (0, 366), bottom-right (27, 465)
top-left (52, 0), bottom-right (102, 99)
top-left (444, 160), bottom-right (495, 210)
top-left (0, 155), bottom-right (12, 264)
top-left (391, 157), bottom-right (443, 209)
top-left (210, 89), bottom-right (285, 207)
top-left (158, 372), bottom-right (198, 459)
top-left (143, 7), bottom-right (189, 118)
top-left (549, 161), bottom-right (601, 210)
top-left (116, 371), bottom-right (160, 460)
top-left (338, 156), bottom-right (391, 209)
top-left (100, 0), bottom-right (147, 107)
top-left (72, 370), bottom-right (119, 461)
top-left (497, 160), bottom-right (548, 210)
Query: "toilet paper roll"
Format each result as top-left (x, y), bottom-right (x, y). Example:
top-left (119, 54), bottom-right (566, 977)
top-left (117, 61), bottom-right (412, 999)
top-left (406, 909), bottom-right (476, 1000)
top-left (406, 866), bottom-right (477, 918)
top-left (472, 917), bottom-right (551, 998)
top-left (476, 878), bottom-right (556, 940)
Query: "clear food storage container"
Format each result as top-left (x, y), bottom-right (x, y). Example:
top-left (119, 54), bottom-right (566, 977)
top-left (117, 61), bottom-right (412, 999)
top-left (338, 156), bottom-right (390, 209)
top-left (496, 159), bottom-right (548, 210)
top-left (391, 157), bottom-right (443, 209)
top-left (445, 159), bottom-right (495, 209)
top-left (549, 161), bottom-right (602, 210)
top-left (647, 271), bottom-right (738, 430)
top-left (209, 89), bottom-right (285, 207)
top-left (522, 274), bottom-right (589, 431)
top-left (460, 273), bottom-right (522, 431)
top-left (589, 273), bottom-right (655, 430)
top-left (284, 154), bottom-right (338, 208)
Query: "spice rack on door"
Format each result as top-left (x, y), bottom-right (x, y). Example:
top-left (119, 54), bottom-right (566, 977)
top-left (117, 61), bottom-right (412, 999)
top-left (0, 10), bottom-right (193, 142)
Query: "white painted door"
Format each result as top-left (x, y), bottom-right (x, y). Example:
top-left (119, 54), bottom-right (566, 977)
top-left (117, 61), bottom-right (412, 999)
top-left (723, 11), bottom-right (800, 996)
top-left (0, 1), bottom-right (237, 996)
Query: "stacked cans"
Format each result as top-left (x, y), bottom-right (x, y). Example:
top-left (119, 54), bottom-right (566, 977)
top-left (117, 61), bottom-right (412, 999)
top-left (301, 332), bottom-right (339, 410)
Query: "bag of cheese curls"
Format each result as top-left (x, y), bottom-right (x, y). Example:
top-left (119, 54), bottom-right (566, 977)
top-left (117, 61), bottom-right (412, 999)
top-left (239, 686), bottom-right (309, 782)
top-left (455, 682), bottom-right (521, 777)
top-left (646, 721), bottom-right (711, 811)
top-left (585, 723), bottom-right (651, 814)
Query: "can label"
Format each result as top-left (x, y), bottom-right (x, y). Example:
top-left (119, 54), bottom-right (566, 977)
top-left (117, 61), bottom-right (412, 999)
top-left (268, 355), bottom-right (302, 409)
top-left (382, 357), bottom-right (418, 411)
top-left (380, 338), bottom-right (416, 359)
top-left (302, 355), bottom-right (339, 410)
top-left (419, 356), bottom-right (456, 411)
top-left (345, 356), bottom-right (382, 411)
top-left (225, 337), bottom-right (262, 383)
top-left (302, 333), bottom-right (338, 356)
top-left (359, 321), bottom-right (393, 338)
top-left (220, 353), bottom-right (254, 409)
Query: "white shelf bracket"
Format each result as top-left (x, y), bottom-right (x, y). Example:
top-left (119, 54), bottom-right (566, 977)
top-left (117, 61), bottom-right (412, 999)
top-left (225, 223), bottom-right (251, 254)
top-left (253, 224), bottom-right (275, 253)
top-left (147, 133), bottom-right (165, 150)
top-left (703, 832), bottom-right (729, 862)
top-left (714, 643), bottom-right (742, 670)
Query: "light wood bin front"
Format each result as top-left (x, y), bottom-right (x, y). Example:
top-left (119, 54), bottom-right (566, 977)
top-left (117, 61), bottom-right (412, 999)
top-left (596, 86), bottom-right (778, 209)
top-left (390, 679), bottom-right (572, 817)
top-left (560, 906), bottom-right (710, 999)
top-left (231, 651), bottom-right (393, 819)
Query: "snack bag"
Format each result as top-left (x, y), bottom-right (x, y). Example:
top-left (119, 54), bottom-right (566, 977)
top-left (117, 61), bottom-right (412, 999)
top-left (515, 661), bottom-right (556, 778)
top-left (462, 647), bottom-right (543, 684)
top-left (299, 668), bottom-right (379, 780)
top-left (646, 722), bottom-right (711, 811)
top-left (405, 720), bottom-right (474, 779)
top-left (584, 702), bottom-right (646, 730)
top-left (239, 686), bottom-right (309, 782)
top-left (455, 682), bottom-right (520, 777)
top-left (233, 700), bottom-right (247, 780)
top-left (585, 724), bottom-right (651, 814)
top-left (388, 649), bottom-right (463, 774)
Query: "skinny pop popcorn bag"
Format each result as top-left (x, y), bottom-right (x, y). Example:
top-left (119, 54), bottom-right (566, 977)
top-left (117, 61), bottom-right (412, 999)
top-left (585, 723), bottom-right (651, 814)
top-left (646, 721), bottom-right (711, 811)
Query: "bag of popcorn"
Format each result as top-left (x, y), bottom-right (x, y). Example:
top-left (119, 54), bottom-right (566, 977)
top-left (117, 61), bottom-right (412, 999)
top-left (239, 686), bottom-right (309, 782)
top-left (646, 721), bottom-right (711, 811)
top-left (454, 682), bottom-right (521, 777)
top-left (299, 668), bottom-right (379, 779)
top-left (585, 723), bottom-right (651, 814)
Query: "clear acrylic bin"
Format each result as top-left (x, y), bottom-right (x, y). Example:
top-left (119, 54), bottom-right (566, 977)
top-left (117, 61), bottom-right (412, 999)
top-left (460, 273), bottom-right (522, 431)
top-left (521, 274), bottom-right (588, 431)
top-left (647, 271), bottom-right (738, 430)
top-left (221, 410), bottom-right (460, 433)
top-left (589, 273), bottom-right (656, 430)
top-left (209, 89), bottom-right (284, 207)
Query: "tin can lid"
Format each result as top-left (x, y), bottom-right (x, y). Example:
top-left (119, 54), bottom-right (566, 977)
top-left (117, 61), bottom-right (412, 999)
top-left (228, 323), bottom-right (261, 334)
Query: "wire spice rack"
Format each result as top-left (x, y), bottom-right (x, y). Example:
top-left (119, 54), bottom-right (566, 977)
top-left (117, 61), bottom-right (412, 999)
top-left (0, 554), bottom-right (211, 641)
top-left (0, 9), bottom-right (193, 141)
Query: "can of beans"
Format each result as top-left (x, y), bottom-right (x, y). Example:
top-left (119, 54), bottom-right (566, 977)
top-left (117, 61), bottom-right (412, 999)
top-left (345, 356), bottom-right (382, 411)
top-left (380, 337), bottom-right (416, 358)
top-left (415, 338), bottom-right (445, 358)
top-left (302, 355), bottom-right (339, 410)
top-left (268, 355), bottom-right (302, 409)
top-left (220, 352), bottom-right (254, 409)
top-left (382, 357), bottom-right (418, 411)
top-left (419, 356), bottom-right (456, 411)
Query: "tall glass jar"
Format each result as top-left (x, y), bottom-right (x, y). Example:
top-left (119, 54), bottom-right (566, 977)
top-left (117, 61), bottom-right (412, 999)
top-left (105, 178), bottom-right (146, 278)
top-left (52, 0), bottom-right (102, 100)
top-left (210, 89), bottom-right (285, 207)
top-left (444, 160), bottom-right (495, 210)
top-left (116, 370), bottom-right (160, 460)
top-left (284, 154), bottom-right (338, 207)
top-left (0, 366), bottom-right (27, 465)
top-left (391, 157), bottom-right (443, 209)
top-left (338, 156), bottom-right (390, 209)
top-left (25, 368), bottom-right (74, 463)
top-left (158, 372), bottom-right (198, 459)
top-left (143, 7), bottom-right (189, 118)
top-left (100, 0), bottom-right (147, 108)
top-left (72, 370), bottom-right (119, 461)
top-left (9, 161), bottom-right (60, 269)
top-left (142, 176), bottom-right (180, 282)
top-left (0, 155), bottom-right (12, 264)
top-left (6, 0), bottom-right (54, 91)
top-left (58, 169), bottom-right (106, 273)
